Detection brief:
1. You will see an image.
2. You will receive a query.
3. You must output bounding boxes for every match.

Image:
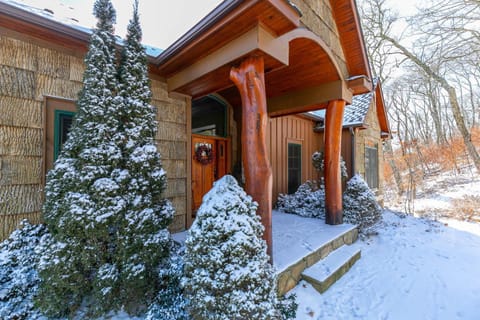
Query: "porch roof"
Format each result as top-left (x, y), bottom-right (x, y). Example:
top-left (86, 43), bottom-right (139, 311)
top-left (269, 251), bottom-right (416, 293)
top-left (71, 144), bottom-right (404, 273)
top-left (150, 0), bottom-right (373, 117)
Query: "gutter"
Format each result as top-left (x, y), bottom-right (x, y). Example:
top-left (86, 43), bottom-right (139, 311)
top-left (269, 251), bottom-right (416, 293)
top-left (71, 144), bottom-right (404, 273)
top-left (350, 127), bottom-right (356, 176)
top-left (0, 1), bottom-right (91, 43)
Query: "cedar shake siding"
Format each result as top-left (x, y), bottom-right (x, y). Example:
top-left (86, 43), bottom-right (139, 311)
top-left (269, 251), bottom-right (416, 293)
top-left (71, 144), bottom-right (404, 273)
top-left (0, 32), bottom-right (189, 240)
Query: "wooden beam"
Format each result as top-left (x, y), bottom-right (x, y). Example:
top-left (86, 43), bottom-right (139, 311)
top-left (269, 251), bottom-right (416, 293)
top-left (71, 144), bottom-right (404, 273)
top-left (324, 99), bottom-right (346, 225)
top-left (347, 75), bottom-right (372, 95)
top-left (267, 80), bottom-right (352, 117)
top-left (230, 56), bottom-right (273, 258)
top-left (169, 24), bottom-right (288, 92)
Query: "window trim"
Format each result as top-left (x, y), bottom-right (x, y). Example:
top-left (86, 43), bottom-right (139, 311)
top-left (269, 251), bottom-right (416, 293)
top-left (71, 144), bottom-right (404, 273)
top-left (287, 141), bottom-right (302, 194)
top-left (44, 96), bottom-right (77, 181)
top-left (53, 110), bottom-right (75, 161)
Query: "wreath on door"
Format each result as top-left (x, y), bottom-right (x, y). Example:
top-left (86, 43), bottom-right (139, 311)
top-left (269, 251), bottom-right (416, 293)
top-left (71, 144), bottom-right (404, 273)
top-left (195, 143), bottom-right (214, 165)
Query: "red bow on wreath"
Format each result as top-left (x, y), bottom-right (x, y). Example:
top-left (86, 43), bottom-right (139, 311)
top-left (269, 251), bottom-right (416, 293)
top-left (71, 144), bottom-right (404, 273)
top-left (195, 144), bottom-right (215, 165)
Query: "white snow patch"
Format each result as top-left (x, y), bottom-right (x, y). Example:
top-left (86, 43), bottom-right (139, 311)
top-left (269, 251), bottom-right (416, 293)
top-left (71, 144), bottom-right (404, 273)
top-left (272, 210), bottom-right (355, 272)
top-left (292, 210), bottom-right (480, 320)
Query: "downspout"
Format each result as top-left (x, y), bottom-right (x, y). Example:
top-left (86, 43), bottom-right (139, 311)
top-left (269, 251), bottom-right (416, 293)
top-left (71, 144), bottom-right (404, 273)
top-left (350, 127), bottom-right (356, 177)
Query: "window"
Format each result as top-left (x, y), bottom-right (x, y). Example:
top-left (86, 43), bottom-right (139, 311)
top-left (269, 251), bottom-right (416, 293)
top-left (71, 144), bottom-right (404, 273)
top-left (287, 143), bottom-right (302, 194)
top-left (45, 97), bottom-right (76, 176)
top-left (365, 145), bottom-right (379, 189)
top-left (192, 95), bottom-right (227, 137)
top-left (53, 110), bottom-right (75, 161)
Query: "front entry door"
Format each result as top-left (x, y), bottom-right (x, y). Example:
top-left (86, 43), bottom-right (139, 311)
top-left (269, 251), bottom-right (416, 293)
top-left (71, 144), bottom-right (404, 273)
top-left (191, 134), bottom-right (229, 214)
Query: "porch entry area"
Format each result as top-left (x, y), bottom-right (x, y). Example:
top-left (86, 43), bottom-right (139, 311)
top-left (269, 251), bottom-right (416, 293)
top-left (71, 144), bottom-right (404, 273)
top-left (158, 0), bottom-right (372, 257)
top-left (173, 211), bottom-right (360, 295)
top-left (191, 134), bottom-right (230, 214)
top-left (191, 95), bottom-right (231, 216)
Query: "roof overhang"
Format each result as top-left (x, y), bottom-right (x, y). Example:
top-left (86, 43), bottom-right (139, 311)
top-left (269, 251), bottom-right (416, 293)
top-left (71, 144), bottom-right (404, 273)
top-left (375, 81), bottom-right (391, 139)
top-left (0, 1), bottom-right (89, 52)
top-left (330, 0), bottom-right (372, 93)
top-left (153, 0), bottom-right (367, 117)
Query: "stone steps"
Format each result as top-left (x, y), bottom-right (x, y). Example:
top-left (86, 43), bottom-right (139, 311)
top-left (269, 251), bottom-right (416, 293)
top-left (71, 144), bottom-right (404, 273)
top-left (302, 244), bottom-right (361, 293)
top-left (276, 225), bottom-right (359, 295)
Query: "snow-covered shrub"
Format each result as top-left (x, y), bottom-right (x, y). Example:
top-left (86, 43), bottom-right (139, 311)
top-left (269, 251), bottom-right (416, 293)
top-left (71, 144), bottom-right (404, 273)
top-left (37, 0), bottom-right (173, 316)
top-left (183, 175), bottom-right (292, 319)
top-left (146, 243), bottom-right (188, 320)
top-left (343, 174), bottom-right (383, 230)
top-left (276, 181), bottom-right (325, 218)
top-left (0, 220), bottom-right (50, 319)
top-left (312, 151), bottom-right (348, 179)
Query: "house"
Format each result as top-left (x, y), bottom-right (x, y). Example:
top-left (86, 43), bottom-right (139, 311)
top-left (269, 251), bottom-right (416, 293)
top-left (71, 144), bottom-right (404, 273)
top-left (265, 80), bottom-right (389, 205)
top-left (313, 81), bottom-right (390, 204)
top-left (0, 0), bottom-right (373, 254)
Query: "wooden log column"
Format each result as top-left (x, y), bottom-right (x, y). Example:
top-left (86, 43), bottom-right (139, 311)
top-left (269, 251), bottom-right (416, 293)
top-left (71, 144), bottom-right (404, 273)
top-left (324, 99), bottom-right (347, 225)
top-left (230, 56), bottom-right (273, 257)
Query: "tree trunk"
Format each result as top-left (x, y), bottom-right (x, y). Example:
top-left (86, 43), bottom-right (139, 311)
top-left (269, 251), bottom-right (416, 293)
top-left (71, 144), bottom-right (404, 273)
top-left (384, 35), bottom-right (480, 172)
top-left (230, 56), bottom-right (273, 257)
top-left (384, 139), bottom-right (404, 196)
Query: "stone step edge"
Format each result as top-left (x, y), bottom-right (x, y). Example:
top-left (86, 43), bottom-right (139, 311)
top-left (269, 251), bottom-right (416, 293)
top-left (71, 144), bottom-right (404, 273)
top-left (301, 245), bottom-right (361, 294)
top-left (276, 226), bottom-right (359, 295)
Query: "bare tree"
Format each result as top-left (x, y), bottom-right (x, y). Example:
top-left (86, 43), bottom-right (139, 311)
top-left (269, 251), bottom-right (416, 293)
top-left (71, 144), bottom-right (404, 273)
top-left (359, 0), bottom-right (480, 172)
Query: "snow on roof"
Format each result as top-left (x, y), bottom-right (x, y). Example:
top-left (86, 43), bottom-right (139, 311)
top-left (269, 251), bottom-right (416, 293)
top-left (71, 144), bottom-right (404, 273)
top-left (311, 91), bottom-right (374, 127)
top-left (1, 0), bottom-right (163, 57)
top-left (311, 80), bottom-right (378, 129)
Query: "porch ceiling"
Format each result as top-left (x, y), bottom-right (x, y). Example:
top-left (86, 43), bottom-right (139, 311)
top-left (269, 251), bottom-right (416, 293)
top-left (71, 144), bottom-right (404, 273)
top-left (154, 0), bottom-right (369, 116)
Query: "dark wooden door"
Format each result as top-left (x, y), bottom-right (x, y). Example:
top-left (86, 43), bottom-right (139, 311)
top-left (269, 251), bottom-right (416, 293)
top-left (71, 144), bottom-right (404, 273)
top-left (191, 134), bottom-right (230, 214)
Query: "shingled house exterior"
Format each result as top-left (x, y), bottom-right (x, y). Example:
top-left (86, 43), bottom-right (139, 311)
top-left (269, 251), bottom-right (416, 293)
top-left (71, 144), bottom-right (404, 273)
top-left (0, 0), bottom-right (374, 253)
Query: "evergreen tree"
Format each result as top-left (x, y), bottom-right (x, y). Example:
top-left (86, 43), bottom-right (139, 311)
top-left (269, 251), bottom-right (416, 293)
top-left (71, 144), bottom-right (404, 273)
top-left (0, 221), bottom-right (51, 319)
top-left (36, 0), bottom-right (124, 316)
top-left (114, 0), bottom-right (174, 312)
top-left (343, 174), bottom-right (383, 231)
top-left (183, 175), bottom-right (281, 319)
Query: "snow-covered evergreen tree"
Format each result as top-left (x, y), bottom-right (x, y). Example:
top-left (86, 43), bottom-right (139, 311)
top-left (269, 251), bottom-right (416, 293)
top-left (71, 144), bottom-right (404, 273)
top-left (343, 174), bottom-right (383, 230)
top-left (36, 0), bottom-right (125, 316)
top-left (146, 243), bottom-right (188, 320)
top-left (0, 221), bottom-right (50, 319)
top-left (312, 150), bottom-right (348, 179)
top-left (276, 181), bottom-right (325, 218)
top-left (114, 0), bottom-right (174, 310)
top-left (183, 175), bottom-right (281, 319)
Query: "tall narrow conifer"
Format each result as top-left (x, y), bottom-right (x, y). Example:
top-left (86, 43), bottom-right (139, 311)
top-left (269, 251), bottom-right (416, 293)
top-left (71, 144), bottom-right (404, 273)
top-left (37, 0), bottom-right (125, 316)
top-left (114, 0), bottom-right (174, 311)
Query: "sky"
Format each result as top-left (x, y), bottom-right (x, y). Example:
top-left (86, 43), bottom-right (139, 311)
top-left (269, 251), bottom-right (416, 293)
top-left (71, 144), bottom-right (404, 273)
top-left (9, 0), bottom-right (223, 49)
top-left (8, 0), bottom-right (420, 50)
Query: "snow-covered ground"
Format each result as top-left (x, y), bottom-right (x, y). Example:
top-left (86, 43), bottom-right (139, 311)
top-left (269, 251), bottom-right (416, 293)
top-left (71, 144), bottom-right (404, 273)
top-left (293, 210), bottom-right (480, 320)
top-left (293, 170), bottom-right (480, 320)
top-left (387, 170), bottom-right (480, 223)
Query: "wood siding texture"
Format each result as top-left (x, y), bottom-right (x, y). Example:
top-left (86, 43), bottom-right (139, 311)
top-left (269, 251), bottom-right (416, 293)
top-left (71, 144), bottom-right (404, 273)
top-left (0, 32), bottom-right (189, 240)
top-left (267, 115), bottom-right (321, 204)
top-left (290, 0), bottom-right (348, 78)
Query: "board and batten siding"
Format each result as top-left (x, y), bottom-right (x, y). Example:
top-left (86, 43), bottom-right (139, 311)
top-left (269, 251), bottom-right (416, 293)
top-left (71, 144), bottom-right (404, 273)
top-left (0, 31), bottom-right (189, 240)
top-left (266, 115), bottom-right (322, 204)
